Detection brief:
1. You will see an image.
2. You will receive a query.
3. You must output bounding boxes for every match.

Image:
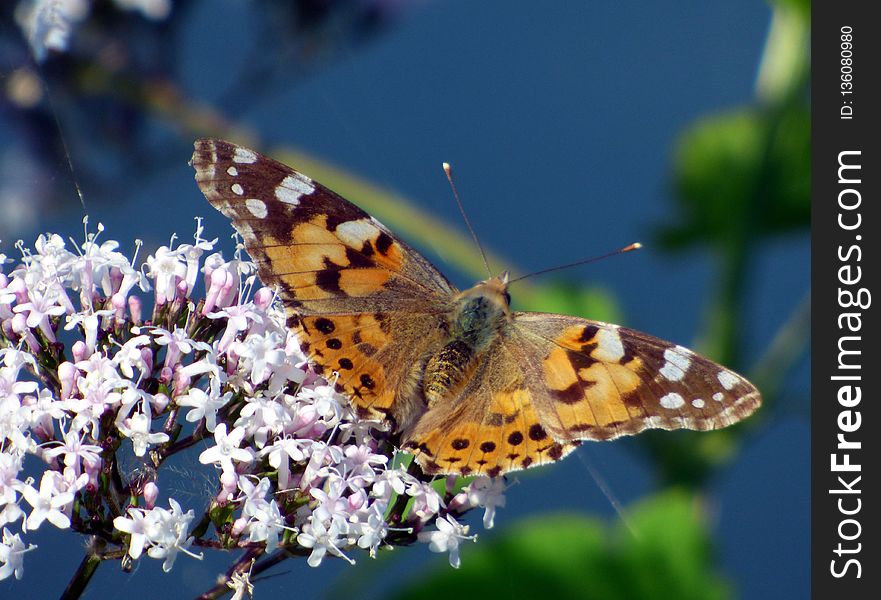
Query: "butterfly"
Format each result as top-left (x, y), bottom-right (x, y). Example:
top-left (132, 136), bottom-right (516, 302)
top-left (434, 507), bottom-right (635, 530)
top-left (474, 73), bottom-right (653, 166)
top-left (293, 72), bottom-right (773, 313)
top-left (191, 139), bottom-right (761, 478)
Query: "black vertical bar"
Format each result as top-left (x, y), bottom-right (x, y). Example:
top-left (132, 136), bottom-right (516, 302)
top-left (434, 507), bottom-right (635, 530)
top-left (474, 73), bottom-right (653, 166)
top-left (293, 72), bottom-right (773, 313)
top-left (812, 1), bottom-right (879, 597)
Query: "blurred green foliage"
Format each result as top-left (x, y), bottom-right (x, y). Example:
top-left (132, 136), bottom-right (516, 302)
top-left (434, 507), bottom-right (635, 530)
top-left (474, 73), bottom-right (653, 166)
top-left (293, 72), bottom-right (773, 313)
top-left (390, 491), bottom-right (729, 600)
top-left (662, 105), bottom-right (810, 251)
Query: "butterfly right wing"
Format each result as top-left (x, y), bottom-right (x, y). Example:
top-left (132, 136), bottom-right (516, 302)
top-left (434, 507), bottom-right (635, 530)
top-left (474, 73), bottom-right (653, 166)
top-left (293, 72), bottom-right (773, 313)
top-left (512, 313), bottom-right (762, 442)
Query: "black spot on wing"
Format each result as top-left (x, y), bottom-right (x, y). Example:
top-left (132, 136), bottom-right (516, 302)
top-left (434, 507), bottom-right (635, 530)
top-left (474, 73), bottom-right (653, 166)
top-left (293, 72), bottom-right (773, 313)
top-left (528, 424), bottom-right (548, 441)
top-left (375, 232), bottom-right (394, 255)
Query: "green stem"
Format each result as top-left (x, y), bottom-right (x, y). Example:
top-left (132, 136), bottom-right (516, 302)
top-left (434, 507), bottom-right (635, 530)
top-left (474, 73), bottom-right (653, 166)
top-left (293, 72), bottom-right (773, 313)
top-left (60, 545), bottom-right (103, 600)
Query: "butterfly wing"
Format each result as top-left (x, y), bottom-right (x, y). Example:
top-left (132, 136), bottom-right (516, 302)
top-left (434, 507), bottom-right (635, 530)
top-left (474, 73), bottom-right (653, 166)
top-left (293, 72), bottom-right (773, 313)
top-left (403, 313), bottom-right (761, 476)
top-left (402, 335), bottom-right (582, 477)
top-left (513, 313), bottom-right (761, 441)
top-left (191, 139), bottom-right (455, 424)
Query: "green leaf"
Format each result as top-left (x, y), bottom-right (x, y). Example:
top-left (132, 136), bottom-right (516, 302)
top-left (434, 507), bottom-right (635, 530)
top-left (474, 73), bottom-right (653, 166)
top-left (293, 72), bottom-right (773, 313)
top-left (391, 490), bottom-right (730, 600)
top-left (660, 105), bottom-right (809, 250)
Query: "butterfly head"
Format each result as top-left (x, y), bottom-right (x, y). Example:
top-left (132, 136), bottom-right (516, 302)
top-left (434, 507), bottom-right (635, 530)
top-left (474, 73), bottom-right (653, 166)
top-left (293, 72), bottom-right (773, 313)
top-left (455, 271), bottom-right (512, 316)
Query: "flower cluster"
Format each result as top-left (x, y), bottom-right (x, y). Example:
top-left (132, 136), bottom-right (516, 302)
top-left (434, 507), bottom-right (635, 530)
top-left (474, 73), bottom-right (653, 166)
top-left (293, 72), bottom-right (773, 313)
top-left (0, 220), bottom-right (505, 589)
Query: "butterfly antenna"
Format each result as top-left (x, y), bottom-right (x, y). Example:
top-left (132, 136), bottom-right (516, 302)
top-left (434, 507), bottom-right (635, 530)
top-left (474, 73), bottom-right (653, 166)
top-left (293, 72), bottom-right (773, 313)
top-left (443, 162), bottom-right (492, 277)
top-left (509, 242), bottom-right (642, 284)
top-left (577, 451), bottom-right (641, 540)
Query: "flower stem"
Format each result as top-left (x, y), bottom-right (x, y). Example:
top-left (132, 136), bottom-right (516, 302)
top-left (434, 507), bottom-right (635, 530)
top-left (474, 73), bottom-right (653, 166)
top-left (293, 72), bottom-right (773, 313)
top-left (60, 545), bottom-right (103, 600)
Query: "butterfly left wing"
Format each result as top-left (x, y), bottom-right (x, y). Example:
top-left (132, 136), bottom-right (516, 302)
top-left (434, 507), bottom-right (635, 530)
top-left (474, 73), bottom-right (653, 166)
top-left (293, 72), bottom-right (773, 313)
top-left (403, 313), bottom-right (761, 477)
top-left (191, 139), bottom-right (456, 315)
top-left (191, 139), bottom-right (456, 426)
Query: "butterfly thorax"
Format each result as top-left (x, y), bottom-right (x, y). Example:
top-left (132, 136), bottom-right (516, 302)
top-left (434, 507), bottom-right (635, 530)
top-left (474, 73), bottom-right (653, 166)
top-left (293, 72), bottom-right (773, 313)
top-left (422, 275), bottom-right (511, 408)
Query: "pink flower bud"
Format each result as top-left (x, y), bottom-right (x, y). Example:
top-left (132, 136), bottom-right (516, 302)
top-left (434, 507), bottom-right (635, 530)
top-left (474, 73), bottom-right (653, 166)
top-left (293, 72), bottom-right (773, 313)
top-left (202, 267), bottom-right (228, 315)
top-left (84, 454), bottom-right (102, 488)
top-left (218, 470), bottom-right (238, 503)
top-left (108, 266), bottom-right (122, 292)
top-left (111, 291), bottom-right (127, 320)
top-left (172, 369), bottom-right (191, 396)
top-left (8, 276), bottom-right (28, 304)
top-left (11, 314), bottom-right (40, 351)
top-left (128, 294), bottom-right (142, 322)
top-left (58, 361), bottom-right (78, 399)
top-left (217, 270), bottom-right (237, 308)
top-left (152, 392), bottom-right (170, 412)
top-left (72, 340), bottom-right (87, 362)
top-left (231, 517), bottom-right (248, 536)
top-left (140, 347), bottom-right (153, 373)
top-left (254, 287), bottom-right (274, 310)
top-left (143, 482), bottom-right (159, 509)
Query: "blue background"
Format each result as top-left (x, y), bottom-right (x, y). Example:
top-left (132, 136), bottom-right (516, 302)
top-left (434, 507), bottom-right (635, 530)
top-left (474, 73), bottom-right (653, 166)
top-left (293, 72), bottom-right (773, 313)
top-left (1, 1), bottom-right (808, 598)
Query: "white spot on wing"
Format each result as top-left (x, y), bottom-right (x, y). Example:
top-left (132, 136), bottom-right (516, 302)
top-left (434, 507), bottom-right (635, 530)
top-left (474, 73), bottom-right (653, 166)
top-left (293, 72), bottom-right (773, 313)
top-left (660, 392), bottom-right (685, 409)
top-left (717, 371), bottom-right (739, 390)
top-left (713, 392), bottom-right (724, 402)
top-left (231, 183), bottom-right (244, 196)
top-left (276, 174), bottom-right (315, 206)
top-left (233, 148), bottom-right (258, 164)
top-left (592, 327), bottom-right (624, 362)
top-left (336, 219), bottom-right (381, 247)
top-left (245, 198), bottom-right (268, 218)
top-left (691, 398), bottom-right (705, 409)
top-left (227, 166), bottom-right (238, 176)
top-left (659, 346), bottom-right (691, 381)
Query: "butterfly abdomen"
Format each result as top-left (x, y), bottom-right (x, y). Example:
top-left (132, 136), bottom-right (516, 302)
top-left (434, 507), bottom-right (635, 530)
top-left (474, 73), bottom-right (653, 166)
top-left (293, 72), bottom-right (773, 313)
top-left (423, 340), bottom-right (475, 407)
top-left (422, 281), bottom-right (511, 407)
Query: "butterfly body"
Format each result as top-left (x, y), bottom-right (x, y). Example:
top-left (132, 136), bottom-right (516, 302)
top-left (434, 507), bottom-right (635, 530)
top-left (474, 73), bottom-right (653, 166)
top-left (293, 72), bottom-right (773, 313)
top-left (191, 139), bottom-right (762, 478)
top-left (423, 274), bottom-right (511, 406)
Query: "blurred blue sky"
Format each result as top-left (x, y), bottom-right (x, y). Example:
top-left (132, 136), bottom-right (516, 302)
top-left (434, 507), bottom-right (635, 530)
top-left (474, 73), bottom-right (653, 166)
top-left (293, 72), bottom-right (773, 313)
top-left (2, 1), bottom-right (808, 598)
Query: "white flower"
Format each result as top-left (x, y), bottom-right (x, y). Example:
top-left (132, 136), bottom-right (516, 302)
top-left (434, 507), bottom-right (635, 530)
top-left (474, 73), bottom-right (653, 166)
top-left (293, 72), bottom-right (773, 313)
top-left (64, 309), bottom-right (114, 355)
top-left (143, 499), bottom-right (201, 572)
top-left (151, 327), bottom-right (208, 370)
top-left (12, 287), bottom-right (68, 342)
top-left (0, 527), bottom-right (37, 581)
top-left (372, 468), bottom-right (414, 503)
top-left (246, 499), bottom-right (289, 552)
top-left (407, 481), bottom-right (444, 519)
top-left (118, 411), bottom-right (169, 457)
top-left (113, 507), bottom-right (151, 559)
top-left (1, 365), bottom-right (38, 406)
top-left (145, 246), bottom-right (187, 305)
top-left (262, 437), bottom-right (310, 490)
top-left (417, 515), bottom-right (475, 568)
top-left (42, 427), bottom-right (103, 474)
top-left (112, 334), bottom-right (152, 380)
top-left (235, 391), bottom-right (288, 448)
top-left (354, 505), bottom-right (388, 558)
top-left (176, 387), bottom-right (231, 433)
top-left (463, 476), bottom-right (507, 529)
top-left (227, 562), bottom-right (255, 600)
top-left (20, 471), bottom-right (75, 531)
top-left (234, 331), bottom-right (286, 385)
top-left (206, 301), bottom-right (264, 351)
top-left (296, 516), bottom-right (354, 567)
top-left (310, 477), bottom-right (351, 525)
top-left (198, 424), bottom-right (253, 474)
